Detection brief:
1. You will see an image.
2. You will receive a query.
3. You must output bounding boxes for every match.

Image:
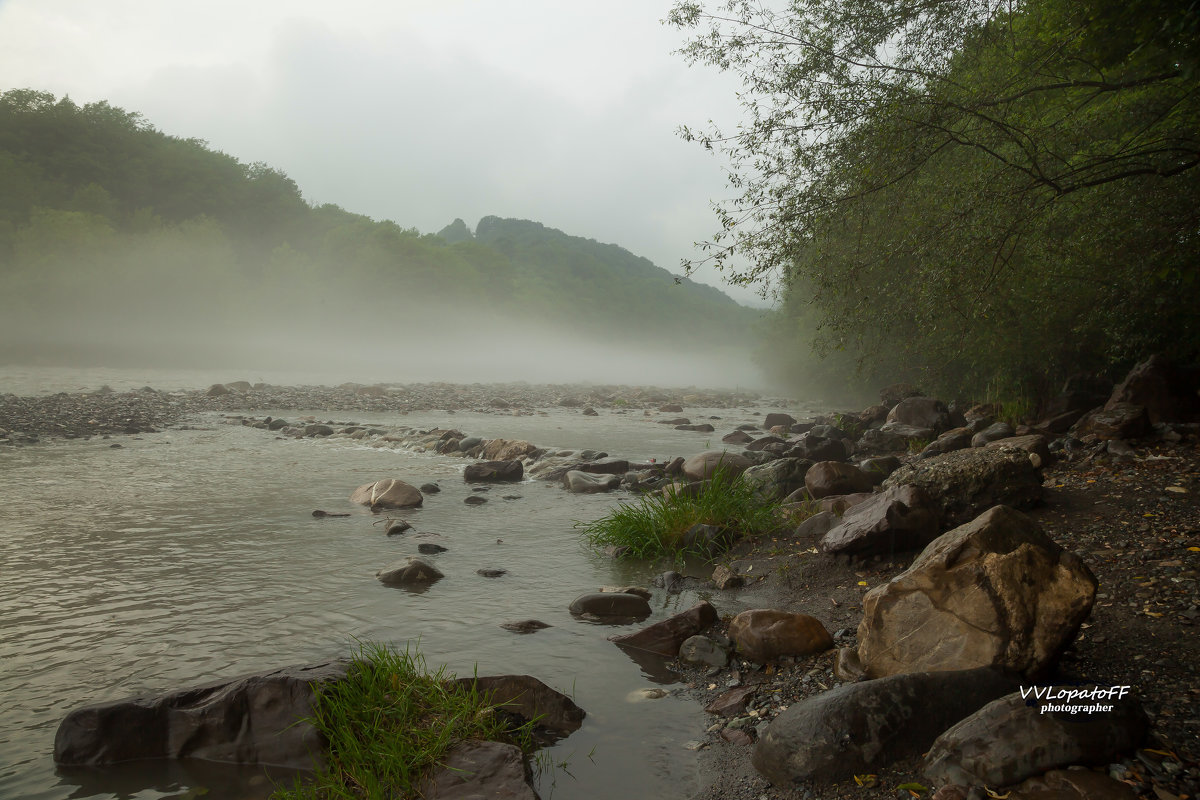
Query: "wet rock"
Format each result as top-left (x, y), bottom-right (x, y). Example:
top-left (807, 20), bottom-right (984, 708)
top-left (711, 564), bottom-right (744, 589)
top-left (859, 455), bottom-right (903, 483)
top-left (53, 660), bottom-right (350, 768)
top-left (722, 430), bottom-right (754, 445)
top-left (568, 592), bottom-right (651, 619)
top-left (706, 685), bottom-right (758, 717)
top-left (886, 396), bottom-right (951, 432)
top-left (599, 586), bottom-right (653, 600)
top-left (923, 689), bottom-right (1149, 788)
top-left (1106, 353), bottom-right (1200, 424)
top-left (206, 383), bottom-right (231, 397)
top-left (752, 667), bottom-right (1018, 785)
top-left (563, 470), bottom-right (621, 493)
top-left (311, 509), bottom-right (350, 518)
top-left (742, 457), bottom-right (813, 501)
top-left (574, 458), bottom-right (630, 475)
top-left (500, 619), bottom-right (551, 634)
top-left (817, 491), bottom-right (874, 515)
top-left (420, 740), bottom-right (537, 799)
top-left (882, 446), bottom-right (1043, 527)
top-left (971, 421), bottom-right (1015, 448)
top-left (464, 496), bottom-right (487, 505)
top-left (804, 461), bottom-right (874, 499)
top-left (728, 609), bottom-right (834, 663)
top-left (681, 450), bottom-right (753, 480)
top-left (682, 522), bottom-right (735, 557)
top-left (857, 506), bottom-right (1096, 679)
top-left (819, 484), bottom-right (939, 558)
top-left (376, 557), bottom-right (444, 586)
top-left (418, 543), bottom-right (448, 554)
top-left (350, 479), bottom-right (424, 510)
top-left (1072, 403), bottom-right (1152, 440)
top-left (463, 460), bottom-right (523, 482)
top-left (609, 601), bottom-right (718, 657)
top-left (384, 519), bottom-right (412, 536)
top-left (451, 674), bottom-right (585, 735)
top-left (679, 635), bottom-right (730, 668)
top-left (476, 568), bottom-right (507, 578)
top-left (582, 407), bottom-right (598, 416)
top-left (921, 427), bottom-right (974, 458)
top-left (481, 439), bottom-right (538, 461)
top-left (985, 434), bottom-right (1052, 468)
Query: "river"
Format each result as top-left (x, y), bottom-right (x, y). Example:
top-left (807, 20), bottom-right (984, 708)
top-left (0, 368), bottom-right (806, 800)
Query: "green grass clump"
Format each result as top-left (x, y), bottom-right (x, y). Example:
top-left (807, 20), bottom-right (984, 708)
top-left (272, 642), bottom-right (533, 800)
top-left (576, 466), bottom-right (783, 561)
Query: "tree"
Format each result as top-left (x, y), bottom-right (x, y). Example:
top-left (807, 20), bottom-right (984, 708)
top-left (670, 0), bottom-right (1200, 397)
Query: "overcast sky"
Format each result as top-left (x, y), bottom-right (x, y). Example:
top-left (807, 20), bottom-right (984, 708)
top-left (0, 0), bottom-right (771, 305)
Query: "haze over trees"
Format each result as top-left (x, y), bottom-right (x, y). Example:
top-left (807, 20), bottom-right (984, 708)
top-left (0, 89), bottom-right (759, 382)
top-left (670, 0), bottom-right (1200, 402)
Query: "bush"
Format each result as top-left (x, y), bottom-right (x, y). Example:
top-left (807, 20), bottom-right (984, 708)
top-left (576, 466), bottom-right (784, 561)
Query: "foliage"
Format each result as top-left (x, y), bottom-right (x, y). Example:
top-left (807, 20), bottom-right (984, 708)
top-left (0, 89), bottom-right (760, 364)
top-left (577, 466), bottom-right (783, 561)
top-left (669, 0), bottom-right (1200, 401)
top-left (270, 641), bottom-right (533, 800)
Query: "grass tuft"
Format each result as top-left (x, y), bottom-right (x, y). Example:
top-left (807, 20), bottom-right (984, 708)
top-left (576, 466), bottom-right (783, 561)
top-left (271, 641), bottom-right (533, 800)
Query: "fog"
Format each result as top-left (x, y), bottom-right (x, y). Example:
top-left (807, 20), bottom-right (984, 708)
top-left (0, 244), bottom-right (767, 392)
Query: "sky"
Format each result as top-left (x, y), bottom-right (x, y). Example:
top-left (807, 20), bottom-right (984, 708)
top-left (0, 0), bottom-right (770, 306)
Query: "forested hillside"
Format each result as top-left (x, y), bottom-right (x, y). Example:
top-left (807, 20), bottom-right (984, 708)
top-left (671, 0), bottom-right (1200, 405)
top-left (0, 89), bottom-right (757, 369)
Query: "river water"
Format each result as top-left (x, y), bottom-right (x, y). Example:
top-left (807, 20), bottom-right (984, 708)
top-left (0, 368), bottom-right (805, 800)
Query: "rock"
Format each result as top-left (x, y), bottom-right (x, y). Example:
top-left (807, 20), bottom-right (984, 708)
top-left (764, 413), bottom-right (796, 429)
top-left (722, 430), bottom-right (754, 444)
top-left (711, 564), bottom-right (744, 589)
top-left (745, 435), bottom-right (786, 451)
top-left (419, 483), bottom-right (441, 493)
top-left (481, 439), bottom-right (538, 461)
top-left (476, 568), bottom-right (507, 578)
top-left (793, 510), bottom-right (838, 541)
top-left (303, 423), bottom-right (335, 437)
top-left (741, 457), bottom-right (813, 501)
top-left (53, 660), bottom-right (350, 768)
top-left (817, 492), bottom-right (874, 516)
top-left (376, 557), bottom-right (444, 586)
top-left (679, 635), bottom-right (730, 668)
top-left (1106, 354), bottom-right (1200, 424)
top-left (609, 601), bottom-right (718, 657)
top-left (659, 403), bottom-right (684, 412)
top-left (563, 470), bottom-right (621, 493)
top-left (568, 592), bottom-right (651, 619)
top-left (418, 542), bottom-right (448, 554)
top-left (922, 689), bottom-right (1148, 788)
top-left (421, 739), bottom-right (537, 799)
top-left (205, 383), bottom-right (230, 397)
top-left (500, 620), bottom-right (551, 634)
top-left (819, 484), bottom-right (939, 557)
top-left (921, 427), bottom-right (974, 458)
top-left (971, 421), bottom-right (1015, 448)
top-left (794, 430), bottom-right (852, 461)
top-left (450, 674), bottom-right (585, 735)
top-left (706, 685), bottom-right (757, 717)
top-left (582, 407), bottom-right (598, 416)
top-left (1072, 402), bottom-right (1152, 440)
top-left (751, 667), bottom-right (1018, 786)
top-left (458, 436), bottom-right (483, 451)
top-left (677, 423), bottom-right (716, 432)
top-left (804, 461), bottom-right (874, 499)
top-left (833, 647), bottom-right (866, 682)
top-left (463, 460), bottom-right (524, 482)
top-left (728, 609), bottom-right (834, 663)
top-left (575, 458), bottom-right (630, 475)
top-left (984, 434), bottom-right (1052, 468)
top-left (1006, 768), bottom-right (1138, 800)
top-left (882, 446), bottom-right (1043, 527)
top-left (599, 585), bottom-right (653, 600)
top-left (351, 479), bottom-right (424, 510)
top-left (886, 396), bottom-right (951, 432)
top-left (857, 506), bottom-right (1097, 678)
top-left (681, 450), bottom-right (753, 480)
top-left (384, 519), bottom-right (412, 536)
top-left (859, 455), bottom-right (903, 483)
top-left (859, 424), bottom-right (932, 452)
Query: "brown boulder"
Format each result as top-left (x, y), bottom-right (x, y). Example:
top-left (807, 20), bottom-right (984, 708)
top-left (463, 460), bottom-right (524, 482)
top-left (728, 609), bottom-right (833, 663)
top-left (681, 450), bottom-right (752, 480)
top-left (882, 446), bottom-right (1042, 527)
top-left (1106, 354), bottom-right (1200, 424)
top-left (857, 506), bottom-right (1097, 679)
top-left (804, 461), bottom-right (873, 499)
top-left (350, 478), bottom-right (423, 509)
top-left (1072, 402), bottom-right (1151, 440)
top-left (886, 396), bottom-right (950, 432)
top-left (609, 601), bottom-right (718, 657)
top-left (450, 675), bottom-right (585, 735)
top-left (420, 740), bottom-right (537, 799)
top-left (819, 484), bottom-right (939, 557)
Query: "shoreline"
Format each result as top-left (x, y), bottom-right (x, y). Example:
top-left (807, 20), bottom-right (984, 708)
top-left (4, 380), bottom-right (1198, 800)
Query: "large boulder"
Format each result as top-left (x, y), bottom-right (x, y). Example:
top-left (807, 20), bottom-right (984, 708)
top-left (1072, 402), bottom-right (1151, 440)
top-left (480, 439), bottom-right (539, 461)
top-left (1106, 354), bottom-right (1200, 424)
top-left (609, 601), bottom-right (718, 657)
top-left (857, 506), bottom-right (1097, 679)
top-left (728, 609), bottom-right (833, 663)
top-left (923, 689), bottom-right (1148, 788)
top-left (464, 460), bottom-right (524, 482)
top-left (886, 396), bottom-right (950, 433)
top-left (741, 458), bottom-right (813, 501)
top-left (970, 421), bottom-right (1015, 448)
top-left (752, 667), bottom-right (1018, 786)
top-left (819, 484), bottom-right (940, 557)
top-left (350, 479), bottom-right (423, 509)
top-left (568, 592), bottom-right (651, 619)
top-left (882, 446), bottom-right (1042, 527)
top-left (794, 430), bottom-right (853, 461)
top-left (681, 450), bottom-right (752, 480)
top-left (859, 424), bottom-right (935, 452)
top-left (450, 674), bottom-right (585, 735)
top-left (54, 661), bottom-right (350, 768)
top-left (804, 461), bottom-right (873, 499)
top-left (563, 470), bottom-right (621, 493)
top-left (421, 740), bottom-right (537, 800)
top-left (919, 427), bottom-right (973, 458)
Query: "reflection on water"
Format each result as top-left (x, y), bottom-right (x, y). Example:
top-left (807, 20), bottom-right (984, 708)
top-left (0, 399), bottom-right (805, 800)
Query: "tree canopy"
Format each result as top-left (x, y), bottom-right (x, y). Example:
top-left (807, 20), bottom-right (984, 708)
top-left (670, 0), bottom-right (1200, 400)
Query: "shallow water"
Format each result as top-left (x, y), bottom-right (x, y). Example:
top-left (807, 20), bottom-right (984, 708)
top-left (0, 373), bottom-right (805, 800)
